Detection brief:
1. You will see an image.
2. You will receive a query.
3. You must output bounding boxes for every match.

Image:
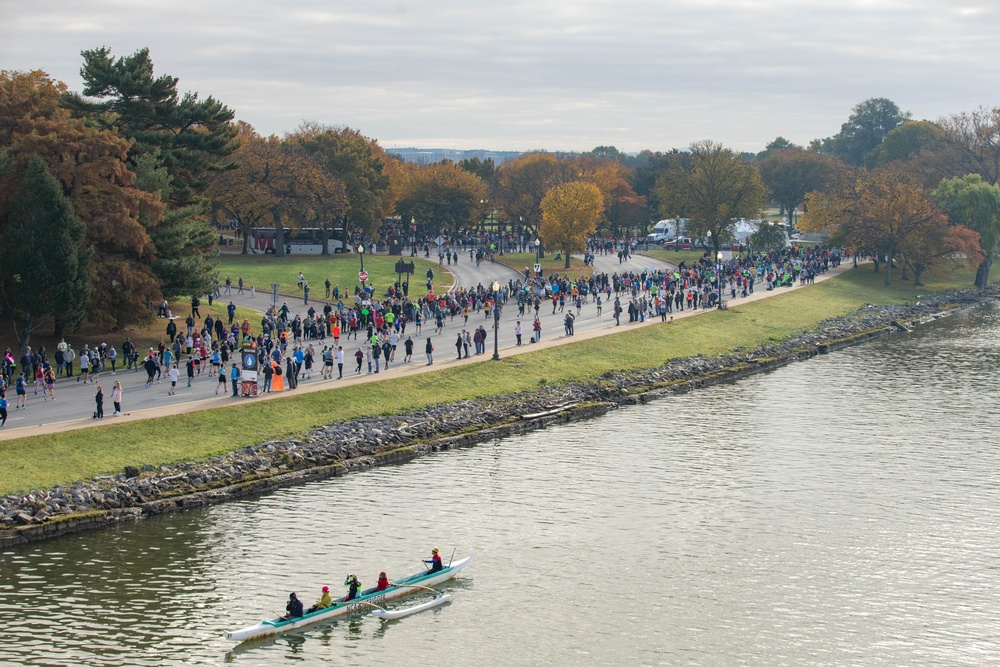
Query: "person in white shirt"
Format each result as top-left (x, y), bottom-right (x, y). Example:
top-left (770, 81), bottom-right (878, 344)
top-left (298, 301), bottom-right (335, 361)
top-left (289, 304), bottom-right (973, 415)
top-left (336, 346), bottom-right (345, 379)
top-left (168, 365), bottom-right (179, 395)
top-left (389, 331), bottom-right (399, 361)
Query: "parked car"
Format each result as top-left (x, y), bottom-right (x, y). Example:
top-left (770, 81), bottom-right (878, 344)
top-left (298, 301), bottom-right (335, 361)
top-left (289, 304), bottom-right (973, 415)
top-left (661, 237), bottom-right (693, 250)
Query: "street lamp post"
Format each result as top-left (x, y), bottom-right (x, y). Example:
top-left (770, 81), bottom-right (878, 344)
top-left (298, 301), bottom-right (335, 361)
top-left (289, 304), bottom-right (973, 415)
top-left (492, 281), bottom-right (501, 361)
top-left (716, 251), bottom-right (724, 309)
top-left (535, 238), bottom-right (541, 261)
top-left (358, 243), bottom-right (366, 286)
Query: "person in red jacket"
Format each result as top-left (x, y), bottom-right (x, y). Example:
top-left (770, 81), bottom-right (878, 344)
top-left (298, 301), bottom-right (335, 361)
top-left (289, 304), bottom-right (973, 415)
top-left (376, 572), bottom-right (390, 591)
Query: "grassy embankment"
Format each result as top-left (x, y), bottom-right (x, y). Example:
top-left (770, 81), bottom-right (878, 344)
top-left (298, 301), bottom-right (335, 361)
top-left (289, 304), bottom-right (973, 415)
top-left (213, 253), bottom-right (453, 297)
top-left (0, 265), bottom-right (982, 496)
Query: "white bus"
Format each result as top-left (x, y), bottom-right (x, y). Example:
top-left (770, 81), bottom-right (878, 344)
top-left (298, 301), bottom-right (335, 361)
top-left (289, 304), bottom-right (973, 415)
top-left (252, 227), bottom-right (350, 254)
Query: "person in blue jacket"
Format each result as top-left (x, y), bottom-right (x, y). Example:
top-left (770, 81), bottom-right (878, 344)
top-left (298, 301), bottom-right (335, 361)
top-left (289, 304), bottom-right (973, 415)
top-left (281, 593), bottom-right (303, 620)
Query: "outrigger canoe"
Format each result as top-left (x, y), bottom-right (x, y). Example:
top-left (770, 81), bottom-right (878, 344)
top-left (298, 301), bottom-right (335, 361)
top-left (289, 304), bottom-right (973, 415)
top-left (224, 553), bottom-right (472, 642)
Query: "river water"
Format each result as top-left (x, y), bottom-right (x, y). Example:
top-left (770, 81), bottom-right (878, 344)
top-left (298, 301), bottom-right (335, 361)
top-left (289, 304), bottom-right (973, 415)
top-left (2, 303), bottom-right (999, 666)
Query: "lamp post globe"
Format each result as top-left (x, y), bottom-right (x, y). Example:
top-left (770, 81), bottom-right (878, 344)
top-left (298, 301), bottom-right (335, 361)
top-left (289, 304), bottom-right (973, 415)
top-left (492, 281), bottom-right (501, 361)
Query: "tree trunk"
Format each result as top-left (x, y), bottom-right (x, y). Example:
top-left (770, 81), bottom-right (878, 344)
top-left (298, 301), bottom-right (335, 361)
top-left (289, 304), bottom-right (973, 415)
top-left (53, 316), bottom-right (66, 341)
top-left (884, 245), bottom-right (894, 286)
top-left (320, 228), bottom-right (330, 256)
top-left (16, 316), bottom-right (35, 357)
top-left (273, 209), bottom-right (285, 257)
top-left (913, 267), bottom-right (924, 286)
top-left (242, 228), bottom-right (250, 254)
top-left (975, 255), bottom-right (993, 288)
top-left (564, 251), bottom-right (571, 269)
top-left (872, 255), bottom-right (880, 273)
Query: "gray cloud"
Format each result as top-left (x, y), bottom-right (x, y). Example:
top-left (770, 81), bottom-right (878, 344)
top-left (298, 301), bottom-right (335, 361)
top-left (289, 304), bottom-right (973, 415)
top-left (3, 0), bottom-right (999, 151)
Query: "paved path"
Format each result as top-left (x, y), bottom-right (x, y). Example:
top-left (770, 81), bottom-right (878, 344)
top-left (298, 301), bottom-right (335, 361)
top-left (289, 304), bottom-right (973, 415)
top-left (0, 256), bottom-right (854, 440)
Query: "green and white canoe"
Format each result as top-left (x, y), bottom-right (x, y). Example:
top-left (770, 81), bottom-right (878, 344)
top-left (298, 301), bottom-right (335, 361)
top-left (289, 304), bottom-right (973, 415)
top-left (224, 553), bottom-right (472, 642)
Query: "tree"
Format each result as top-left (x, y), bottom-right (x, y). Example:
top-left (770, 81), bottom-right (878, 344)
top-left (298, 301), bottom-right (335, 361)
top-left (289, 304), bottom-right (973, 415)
top-left (865, 120), bottom-right (947, 169)
top-left (828, 98), bottom-right (911, 166)
top-left (0, 157), bottom-right (91, 351)
top-left (656, 140), bottom-right (768, 256)
top-left (209, 124), bottom-right (274, 254)
top-left (540, 182), bottom-right (604, 269)
top-left (899, 219), bottom-right (982, 286)
top-left (749, 222), bottom-right (788, 251)
top-left (264, 136), bottom-right (345, 257)
top-left (0, 69), bottom-right (163, 330)
top-left (630, 150), bottom-right (690, 221)
top-left (584, 146), bottom-right (622, 161)
top-left (63, 47), bottom-right (238, 295)
top-left (492, 153), bottom-right (565, 235)
top-left (758, 149), bottom-right (844, 226)
top-left (755, 136), bottom-right (800, 160)
top-left (458, 156), bottom-right (496, 183)
top-left (290, 123), bottom-right (389, 240)
top-left (934, 174), bottom-right (1000, 287)
top-left (937, 107), bottom-right (1000, 186)
top-left (395, 162), bottom-right (486, 232)
top-left (603, 178), bottom-right (647, 237)
top-left (803, 166), bottom-right (955, 286)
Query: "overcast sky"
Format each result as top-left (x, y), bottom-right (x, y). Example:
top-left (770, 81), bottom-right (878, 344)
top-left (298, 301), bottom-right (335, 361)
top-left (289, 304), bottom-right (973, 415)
top-left (3, 0), bottom-right (998, 153)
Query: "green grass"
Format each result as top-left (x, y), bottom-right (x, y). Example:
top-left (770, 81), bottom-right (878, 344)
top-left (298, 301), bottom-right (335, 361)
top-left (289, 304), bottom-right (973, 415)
top-left (0, 264), bottom-right (983, 496)
top-left (642, 249), bottom-right (713, 267)
top-left (214, 254), bottom-right (454, 297)
top-left (496, 252), bottom-right (593, 278)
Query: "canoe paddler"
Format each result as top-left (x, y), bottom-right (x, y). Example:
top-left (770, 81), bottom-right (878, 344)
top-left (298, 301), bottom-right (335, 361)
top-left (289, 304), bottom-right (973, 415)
top-left (281, 592), bottom-right (304, 620)
top-left (306, 585), bottom-right (333, 614)
top-left (376, 572), bottom-right (390, 591)
top-left (344, 575), bottom-right (361, 601)
top-left (423, 548), bottom-right (443, 573)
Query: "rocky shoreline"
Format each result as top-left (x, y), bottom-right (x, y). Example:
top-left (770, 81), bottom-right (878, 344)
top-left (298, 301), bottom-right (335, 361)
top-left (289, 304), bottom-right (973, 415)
top-left (2, 285), bottom-right (995, 550)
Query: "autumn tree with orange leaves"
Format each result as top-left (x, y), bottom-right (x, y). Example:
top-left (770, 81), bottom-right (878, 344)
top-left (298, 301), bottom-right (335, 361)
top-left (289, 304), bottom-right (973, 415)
top-left (209, 123), bottom-right (274, 254)
top-left (803, 166), bottom-right (980, 286)
top-left (289, 123), bottom-right (395, 240)
top-left (394, 161), bottom-right (486, 232)
top-left (211, 127), bottom-right (347, 256)
top-left (540, 181), bottom-right (604, 269)
top-left (0, 69), bottom-right (163, 333)
top-left (492, 153), bottom-right (565, 237)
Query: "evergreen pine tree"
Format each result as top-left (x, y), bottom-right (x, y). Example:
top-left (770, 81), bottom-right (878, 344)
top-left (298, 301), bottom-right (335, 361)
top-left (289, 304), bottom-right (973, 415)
top-left (63, 47), bottom-right (236, 297)
top-left (1, 157), bottom-right (92, 350)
